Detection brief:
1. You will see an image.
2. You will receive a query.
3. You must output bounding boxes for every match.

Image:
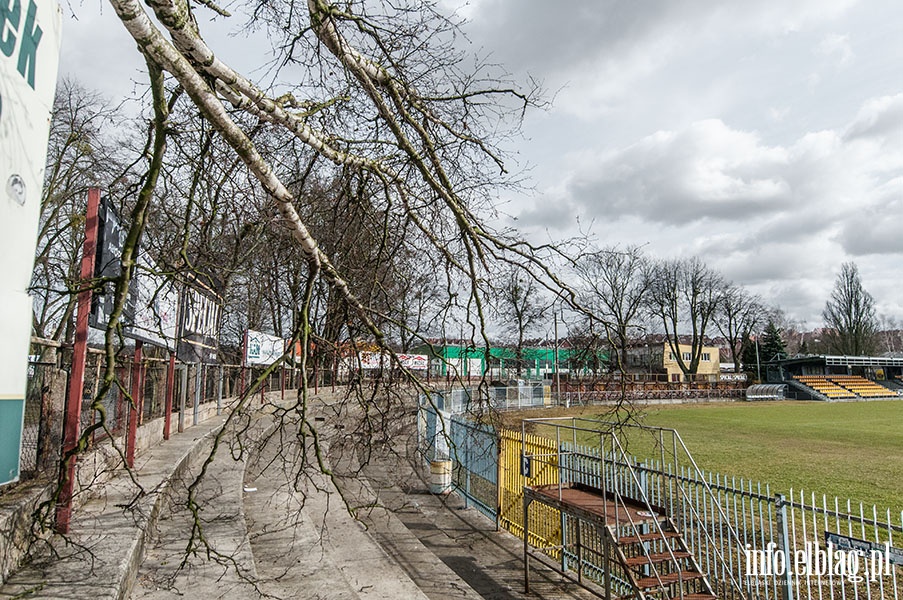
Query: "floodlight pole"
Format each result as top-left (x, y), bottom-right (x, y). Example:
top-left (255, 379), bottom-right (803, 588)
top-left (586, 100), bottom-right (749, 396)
top-left (554, 310), bottom-right (561, 403)
top-left (755, 337), bottom-right (762, 382)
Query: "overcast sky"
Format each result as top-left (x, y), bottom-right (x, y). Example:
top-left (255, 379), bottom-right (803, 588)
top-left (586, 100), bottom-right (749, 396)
top-left (60, 0), bottom-right (903, 328)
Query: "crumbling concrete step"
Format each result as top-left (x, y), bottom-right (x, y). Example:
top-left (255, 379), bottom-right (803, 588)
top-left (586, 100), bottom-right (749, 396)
top-left (0, 414), bottom-right (229, 600)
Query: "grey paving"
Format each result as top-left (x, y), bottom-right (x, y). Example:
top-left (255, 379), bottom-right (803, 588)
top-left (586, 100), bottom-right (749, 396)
top-left (329, 404), bottom-right (599, 600)
top-left (130, 415), bottom-right (266, 599)
top-left (1, 388), bottom-right (602, 600)
top-left (0, 413), bottom-right (229, 600)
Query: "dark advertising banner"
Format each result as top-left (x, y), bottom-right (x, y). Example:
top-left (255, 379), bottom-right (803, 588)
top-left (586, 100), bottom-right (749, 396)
top-left (90, 195), bottom-right (126, 330)
top-left (177, 279), bottom-right (222, 364)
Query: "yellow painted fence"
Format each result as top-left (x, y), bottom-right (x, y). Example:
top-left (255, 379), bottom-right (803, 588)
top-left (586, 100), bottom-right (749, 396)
top-left (498, 428), bottom-right (561, 557)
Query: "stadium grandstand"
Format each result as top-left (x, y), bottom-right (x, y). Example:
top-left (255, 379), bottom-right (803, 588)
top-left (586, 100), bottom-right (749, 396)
top-left (765, 354), bottom-right (903, 401)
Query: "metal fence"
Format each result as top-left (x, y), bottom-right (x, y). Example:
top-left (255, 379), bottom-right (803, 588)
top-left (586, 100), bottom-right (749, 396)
top-left (417, 395), bottom-right (903, 600)
top-left (561, 387), bottom-right (746, 404)
top-left (20, 360), bottom-right (59, 474)
top-left (7, 343), bottom-right (307, 492)
top-left (421, 384), bottom-right (744, 415)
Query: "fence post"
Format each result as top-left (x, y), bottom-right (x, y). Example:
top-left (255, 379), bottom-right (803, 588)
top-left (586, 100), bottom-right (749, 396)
top-left (178, 365), bottom-right (187, 433)
top-left (239, 329), bottom-right (247, 395)
top-left (163, 353), bottom-right (175, 439)
top-left (524, 495), bottom-right (531, 594)
top-left (217, 364), bottom-right (223, 415)
top-left (55, 188), bottom-right (100, 533)
top-left (775, 494), bottom-right (794, 600)
top-left (464, 422), bottom-right (471, 509)
top-left (126, 341), bottom-right (143, 468)
top-left (193, 361), bottom-right (201, 425)
top-left (496, 430), bottom-right (503, 532)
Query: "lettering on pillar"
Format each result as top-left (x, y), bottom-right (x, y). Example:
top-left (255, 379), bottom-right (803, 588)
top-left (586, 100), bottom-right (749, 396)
top-left (1, 0), bottom-right (44, 89)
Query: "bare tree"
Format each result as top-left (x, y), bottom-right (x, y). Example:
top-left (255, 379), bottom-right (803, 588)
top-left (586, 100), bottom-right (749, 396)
top-left (646, 257), bottom-right (724, 379)
top-left (492, 269), bottom-right (548, 377)
top-left (30, 79), bottom-right (131, 344)
top-left (713, 284), bottom-right (765, 373)
top-left (31, 0), bottom-right (594, 569)
top-left (822, 262), bottom-right (879, 356)
top-left (877, 315), bottom-right (902, 354)
top-left (575, 245), bottom-right (650, 372)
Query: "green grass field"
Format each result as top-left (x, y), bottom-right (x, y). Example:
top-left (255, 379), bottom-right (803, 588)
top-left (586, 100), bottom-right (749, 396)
top-left (636, 400), bottom-right (903, 512)
top-left (519, 400), bottom-right (903, 512)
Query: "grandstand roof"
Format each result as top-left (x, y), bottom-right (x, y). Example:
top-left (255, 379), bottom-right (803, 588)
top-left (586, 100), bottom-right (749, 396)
top-left (776, 354), bottom-right (903, 368)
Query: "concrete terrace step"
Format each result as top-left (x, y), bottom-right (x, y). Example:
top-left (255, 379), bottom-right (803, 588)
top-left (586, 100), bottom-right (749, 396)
top-left (243, 394), bottom-right (457, 600)
top-left (0, 387), bottom-right (474, 600)
top-left (129, 413), bottom-right (274, 599)
top-left (0, 412), bottom-right (230, 600)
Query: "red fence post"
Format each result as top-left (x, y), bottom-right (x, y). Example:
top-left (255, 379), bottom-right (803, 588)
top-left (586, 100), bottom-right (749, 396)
top-left (126, 341), bottom-right (143, 468)
top-left (55, 188), bottom-right (100, 533)
top-left (116, 365), bottom-right (126, 435)
top-left (163, 353), bottom-right (175, 440)
top-left (332, 352), bottom-right (337, 392)
top-left (201, 363), bottom-right (207, 405)
top-left (137, 350), bottom-right (146, 426)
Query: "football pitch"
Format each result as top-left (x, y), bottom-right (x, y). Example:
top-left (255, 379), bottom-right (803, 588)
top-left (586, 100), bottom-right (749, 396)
top-left (514, 399), bottom-right (903, 512)
top-left (629, 400), bottom-right (902, 512)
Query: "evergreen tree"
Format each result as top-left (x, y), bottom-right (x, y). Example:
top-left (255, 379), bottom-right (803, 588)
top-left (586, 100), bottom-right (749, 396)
top-left (740, 336), bottom-right (758, 375)
top-left (759, 321), bottom-right (787, 362)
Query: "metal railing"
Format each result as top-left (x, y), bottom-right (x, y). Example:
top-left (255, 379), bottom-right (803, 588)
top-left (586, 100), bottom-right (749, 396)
top-left (526, 417), bottom-right (746, 599)
top-left (416, 395), bottom-right (903, 600)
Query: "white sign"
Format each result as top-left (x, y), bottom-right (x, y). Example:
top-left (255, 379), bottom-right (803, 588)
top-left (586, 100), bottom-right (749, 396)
top-left (357, 351), bottom-right (428, 370)
top-left (358, 351), bottom-right (386, 369)
top-left (124, 252), bottom-right (179, 349)
top-left (398, 353), bottom-right (428, 370)
top-left (245, 329), bottom-right (285, 366)
top-left (0, 0), bottom-right (62, 485)
top-left (720, 372), bottom-right (748, 382)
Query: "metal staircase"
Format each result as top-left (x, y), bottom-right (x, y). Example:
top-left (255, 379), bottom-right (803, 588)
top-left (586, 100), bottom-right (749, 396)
top-left (521, 417), bottom-right (750, 600)
top-left (607, 516), bottom-right (716, 599)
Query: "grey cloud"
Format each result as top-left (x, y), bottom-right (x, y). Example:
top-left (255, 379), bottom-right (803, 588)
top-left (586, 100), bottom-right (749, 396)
top-left (833, 178), bottom-right (903, 255)
top-left (463, 0), bottom-right (857, 89)
top-left (567, 121), bottom-right (791, 226)
top-left (843, 94), bottom-right (903, 141)
top-left (727, 212), bottom-right (836, 253)
top-left (512, 195), bottom-right (578, 231)
top-left (464, 0), bottom-right (679, 76)
top-left (715, 244), bottom-right (813, 285)
top-left (764, 281), bottom-right (830, 324)
top-left (837, 213), bottom-right (903, 256)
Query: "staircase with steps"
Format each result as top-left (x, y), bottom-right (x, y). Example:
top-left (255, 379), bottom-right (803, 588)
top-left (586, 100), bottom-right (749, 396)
top-left (608, 517), bottom-right (716, 600)
top-left (521, 417), bottom-right (750, 600)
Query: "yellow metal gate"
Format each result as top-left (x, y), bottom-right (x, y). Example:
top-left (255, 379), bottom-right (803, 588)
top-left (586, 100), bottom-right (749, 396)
top-left (498, 428), bottom-right (561, 557)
